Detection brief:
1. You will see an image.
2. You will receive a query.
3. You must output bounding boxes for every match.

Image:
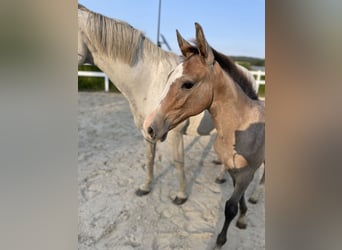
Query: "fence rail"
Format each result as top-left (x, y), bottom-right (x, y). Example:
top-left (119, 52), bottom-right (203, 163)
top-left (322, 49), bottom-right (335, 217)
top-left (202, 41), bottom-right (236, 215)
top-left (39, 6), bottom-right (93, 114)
top-left (78, 70), bottom-right (265, 93)
top-left (250, 70), bottom-right (265, 92)
top-left (78, 71), bottom-right (109, 92)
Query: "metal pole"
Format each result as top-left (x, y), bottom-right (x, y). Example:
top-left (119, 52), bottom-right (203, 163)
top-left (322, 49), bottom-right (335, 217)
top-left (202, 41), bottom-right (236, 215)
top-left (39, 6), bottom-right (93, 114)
top-left (157, 0), bottom-right (162, 47)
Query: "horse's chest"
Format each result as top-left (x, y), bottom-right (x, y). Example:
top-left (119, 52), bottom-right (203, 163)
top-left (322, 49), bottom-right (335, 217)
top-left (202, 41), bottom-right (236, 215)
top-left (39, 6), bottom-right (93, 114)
top-left (214, 136), bottom-right (241, 168)
top-left (214, 123), bottom-right (265, 169)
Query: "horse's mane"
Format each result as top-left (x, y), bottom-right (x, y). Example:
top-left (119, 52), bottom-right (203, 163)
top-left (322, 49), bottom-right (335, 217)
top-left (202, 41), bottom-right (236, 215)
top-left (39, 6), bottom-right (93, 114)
top-left (78, 4), bottom-right (175, 66)
top-left (189, 40), bottom-right (258, 100)
top-left (78, 4), bottom-right (89, 12)
top-left (211, 48), bottom-right (259, 100)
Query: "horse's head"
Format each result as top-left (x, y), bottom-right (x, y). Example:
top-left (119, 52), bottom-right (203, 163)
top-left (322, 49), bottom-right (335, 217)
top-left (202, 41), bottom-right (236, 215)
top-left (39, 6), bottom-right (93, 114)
top-left (143, 23), bottom-right (218, 142)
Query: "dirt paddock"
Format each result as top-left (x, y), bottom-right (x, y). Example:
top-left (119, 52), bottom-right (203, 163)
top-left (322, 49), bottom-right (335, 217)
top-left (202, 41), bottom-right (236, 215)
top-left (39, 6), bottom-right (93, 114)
top-left (78, 92), bottom-right (265, 250)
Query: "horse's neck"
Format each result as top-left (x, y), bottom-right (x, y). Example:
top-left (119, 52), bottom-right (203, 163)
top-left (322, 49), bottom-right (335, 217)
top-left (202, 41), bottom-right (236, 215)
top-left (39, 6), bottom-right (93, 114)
top-left (81, 30), bottom-right (178, 126)
top-left (101, 54), bottom-right (176, 122)
top-left (208, 72), bottom-right (265, 168)
top-left (209, 71), bottom-right (255, 137)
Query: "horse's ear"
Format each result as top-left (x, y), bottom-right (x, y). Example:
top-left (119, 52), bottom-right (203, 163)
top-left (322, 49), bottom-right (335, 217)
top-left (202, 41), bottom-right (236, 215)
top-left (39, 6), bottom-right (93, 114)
top-left (195, 23), bottom-right (214, 65)
top-left (176, 30), bottom-right (196, 57)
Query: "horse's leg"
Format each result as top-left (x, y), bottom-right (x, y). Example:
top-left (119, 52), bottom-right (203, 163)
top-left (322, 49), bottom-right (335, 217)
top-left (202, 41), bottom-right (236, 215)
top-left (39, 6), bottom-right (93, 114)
top-left (169, 130), bottom-right (187, 205)
top-left (248, 161), bottom-right (265, 204)
top-left (135, 140), bottom-right (156, 196)
top-left (216, 168), bottom-right (254, 248)
top-left (236, 193), bottom-right (248, 229)
top-left (230, 176), bottom-right (248, 229)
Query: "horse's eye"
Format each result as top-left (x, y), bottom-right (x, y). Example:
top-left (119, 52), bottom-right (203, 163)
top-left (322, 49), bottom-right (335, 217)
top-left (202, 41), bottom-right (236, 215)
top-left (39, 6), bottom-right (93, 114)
top-left (181, 81), bottom-right (194, 89)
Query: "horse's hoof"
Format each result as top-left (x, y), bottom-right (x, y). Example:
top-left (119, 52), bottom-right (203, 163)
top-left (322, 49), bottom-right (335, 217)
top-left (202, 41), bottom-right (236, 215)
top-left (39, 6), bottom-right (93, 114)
top-left (172, 196), bottom-right (187, 205)
top-left (135, 188), bottom-right (150, 196)
top-left (216, 233), bottom-right (227, 247)
top-left (248, 197), bottom-right (258, 204)
top-left (215, 177), bottom-right (226, 184)
top-left (236, 220), bottom-right (247, 229)
top-left (212, 159), bottom-right (222, 165)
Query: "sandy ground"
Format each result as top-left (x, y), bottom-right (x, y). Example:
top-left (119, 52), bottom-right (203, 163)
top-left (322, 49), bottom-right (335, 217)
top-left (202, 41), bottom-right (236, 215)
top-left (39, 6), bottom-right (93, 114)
top-left (78, 92), bottom-right (265, 250)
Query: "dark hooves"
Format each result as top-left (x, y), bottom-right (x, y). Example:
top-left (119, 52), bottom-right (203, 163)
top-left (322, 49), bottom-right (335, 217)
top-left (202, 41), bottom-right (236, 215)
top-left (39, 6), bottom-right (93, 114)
top-left (216, 233), bottom-right (227, 248)
top-left (172, 196), bottom-right (187, 205)
top-left (236, 221), bottom-right (247, 229)
top-left (248, 197), bottom-right (258, 204)
top-left (135, 188), bottom-right (150, 196)
top-left (212, 159), bottom-right (222, 165)
top-left (215, 178), bottom-right (227, 184)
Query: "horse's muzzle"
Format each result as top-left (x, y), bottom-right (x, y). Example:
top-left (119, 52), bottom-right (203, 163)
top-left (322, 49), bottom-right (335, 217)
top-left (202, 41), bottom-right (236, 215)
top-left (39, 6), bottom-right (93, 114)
top-left (147, 125), bottom-right (168, 142)
top-left (147, 126), bottom-right (156, 140)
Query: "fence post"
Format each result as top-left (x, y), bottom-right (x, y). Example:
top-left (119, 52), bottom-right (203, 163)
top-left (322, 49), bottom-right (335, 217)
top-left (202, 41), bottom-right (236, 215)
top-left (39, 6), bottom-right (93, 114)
top-left (256, 71), bottom-right (261, 92)
top-left (105, 76), bottom-right (109, 92)
top-left (249, 70), bottom-right (265, 93)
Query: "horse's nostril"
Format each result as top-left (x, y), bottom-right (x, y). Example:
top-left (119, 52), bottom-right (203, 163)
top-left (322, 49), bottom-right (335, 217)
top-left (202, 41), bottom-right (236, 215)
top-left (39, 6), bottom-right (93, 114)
top-left (147, 126), bottom-right (154, 138)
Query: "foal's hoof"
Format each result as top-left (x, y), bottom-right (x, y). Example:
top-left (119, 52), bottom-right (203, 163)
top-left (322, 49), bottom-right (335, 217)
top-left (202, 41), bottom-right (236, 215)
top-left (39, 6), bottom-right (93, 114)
top-left (236, 220), bottom-right (247, 229)
top-left (248, 197), bottom-right (258, 204)
top-left (215, 177), bottom-right (227, 184)
top-left (135, 188), bottom-right (150, 196)
top-left (216, 233), bottom-right (227, 248)
top-left (172, 196), bottom-right (187, 205)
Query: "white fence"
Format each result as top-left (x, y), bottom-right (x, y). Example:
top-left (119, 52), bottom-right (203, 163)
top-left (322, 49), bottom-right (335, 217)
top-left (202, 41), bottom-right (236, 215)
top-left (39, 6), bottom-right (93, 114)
top-left (250, 70), bottom-right (265, 92)
top-left (78, 70), bottom-right (265, 93)
top-left (78, 71), bottom-right (109, 92)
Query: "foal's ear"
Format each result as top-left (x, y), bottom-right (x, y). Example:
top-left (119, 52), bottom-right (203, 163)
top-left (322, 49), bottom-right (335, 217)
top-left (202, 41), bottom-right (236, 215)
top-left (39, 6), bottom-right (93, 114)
top-left (195, 22), bottom-right (214, 65)
top-left (176, 30), bottom-right (196, 57)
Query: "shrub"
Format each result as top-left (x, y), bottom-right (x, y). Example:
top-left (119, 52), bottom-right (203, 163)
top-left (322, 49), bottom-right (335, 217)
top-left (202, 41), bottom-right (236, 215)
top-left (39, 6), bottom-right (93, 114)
top-left (78, 65), bottom-right (120, 92)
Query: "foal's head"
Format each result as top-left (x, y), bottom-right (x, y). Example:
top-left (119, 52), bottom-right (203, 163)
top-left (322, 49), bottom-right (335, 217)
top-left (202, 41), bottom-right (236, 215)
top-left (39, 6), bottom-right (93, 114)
top-left (144, 23), bottom-right (219, 141)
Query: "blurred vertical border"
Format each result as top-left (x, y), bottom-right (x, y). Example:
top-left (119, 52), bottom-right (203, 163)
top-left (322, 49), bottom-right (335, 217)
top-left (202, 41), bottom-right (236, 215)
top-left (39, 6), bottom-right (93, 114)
top-left (0, 1), bottom-right (77, 250)
top-left (267, 0), bottom-right (342, 249)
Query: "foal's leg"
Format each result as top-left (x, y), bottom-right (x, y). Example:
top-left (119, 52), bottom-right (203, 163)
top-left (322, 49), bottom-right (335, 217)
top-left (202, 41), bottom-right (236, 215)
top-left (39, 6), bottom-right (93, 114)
top-left (248, 162), bottom-right (265, 204)
top-left (231, 177), bottom-right (248, 229)
top-left (236, 193), bottom-right (248, 229)
top-left (216, 169), bottom-right (254, 248)
top-left (135, 140), bottom-right (156, 196)
top-left (169, 130), bottom-right (187, 205)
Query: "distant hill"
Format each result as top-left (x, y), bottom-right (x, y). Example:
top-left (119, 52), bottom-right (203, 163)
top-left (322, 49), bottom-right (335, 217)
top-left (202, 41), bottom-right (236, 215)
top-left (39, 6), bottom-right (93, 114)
top-left (230, 56), bottom-right (265, 70)
top-left (79, 56), bottom-right (264, 70)
top-left (231, 56), bottom-right (264, 66)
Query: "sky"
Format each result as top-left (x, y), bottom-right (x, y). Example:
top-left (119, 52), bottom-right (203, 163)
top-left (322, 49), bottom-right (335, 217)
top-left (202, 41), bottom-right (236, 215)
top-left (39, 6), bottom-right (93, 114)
top-left (78, 0), bottom-right (265, 58)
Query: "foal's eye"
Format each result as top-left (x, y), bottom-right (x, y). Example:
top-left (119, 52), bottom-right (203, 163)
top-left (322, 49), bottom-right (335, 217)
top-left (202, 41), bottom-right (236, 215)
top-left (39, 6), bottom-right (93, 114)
top-left (181, 81), bottom-right (194, 89)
